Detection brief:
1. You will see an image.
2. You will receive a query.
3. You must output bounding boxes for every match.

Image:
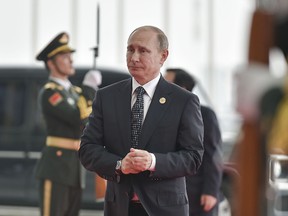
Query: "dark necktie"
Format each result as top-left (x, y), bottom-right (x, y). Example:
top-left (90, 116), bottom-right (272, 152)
top-left (131, 86), bottom-right (145, 148)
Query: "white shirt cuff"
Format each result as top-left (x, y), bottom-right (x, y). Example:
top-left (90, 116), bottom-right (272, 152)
top-left (148, 153), bottom-right (156, 171)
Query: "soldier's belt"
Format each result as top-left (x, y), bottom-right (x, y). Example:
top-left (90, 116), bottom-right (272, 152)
top-left (46, 136), bottom-right (80, 151)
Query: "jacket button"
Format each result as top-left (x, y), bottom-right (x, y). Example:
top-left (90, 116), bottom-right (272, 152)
top-left (56, 150), bottom-right (62, 156)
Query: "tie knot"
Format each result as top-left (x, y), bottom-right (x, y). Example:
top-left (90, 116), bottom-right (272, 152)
top-left (135, 86), bottom-right (145, 96)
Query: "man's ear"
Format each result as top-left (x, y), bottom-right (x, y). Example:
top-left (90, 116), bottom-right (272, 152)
top-left (160, 49), bottom-right (169, 65)
top-left (46, 59), bottom-right (54, 71)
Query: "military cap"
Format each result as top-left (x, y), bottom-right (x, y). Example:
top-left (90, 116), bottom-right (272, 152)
top-left (36, 32), bottom-right (75, 61)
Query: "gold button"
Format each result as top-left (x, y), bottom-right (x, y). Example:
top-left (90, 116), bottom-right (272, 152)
top-left (56, 150), bottom-right (62, 157)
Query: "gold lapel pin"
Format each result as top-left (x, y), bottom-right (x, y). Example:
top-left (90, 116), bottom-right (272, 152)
top-left (159, 97), bottom-right (166, 104)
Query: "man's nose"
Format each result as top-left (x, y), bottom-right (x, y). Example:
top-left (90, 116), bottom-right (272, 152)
top-left (130, 52), bottom-right (140, 62)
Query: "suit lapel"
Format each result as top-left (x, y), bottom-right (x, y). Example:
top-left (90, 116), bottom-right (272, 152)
top-left (139, 77), bottom-right (172, 149)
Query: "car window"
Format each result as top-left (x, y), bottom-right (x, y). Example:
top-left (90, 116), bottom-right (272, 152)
top-left (0, 81), bottom-right (26, 127)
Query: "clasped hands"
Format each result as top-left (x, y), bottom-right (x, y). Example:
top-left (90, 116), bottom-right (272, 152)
top-left (121, 148), bottom-right (152, 174)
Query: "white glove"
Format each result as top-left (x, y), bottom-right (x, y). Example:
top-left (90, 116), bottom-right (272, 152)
top-left (83, 69), bottom-right (102, 90)
top-left (234, 63), bottom-right (281, 121)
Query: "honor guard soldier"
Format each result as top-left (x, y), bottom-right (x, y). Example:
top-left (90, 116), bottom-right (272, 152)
top-left (34, 32), bottom-right (99, 216)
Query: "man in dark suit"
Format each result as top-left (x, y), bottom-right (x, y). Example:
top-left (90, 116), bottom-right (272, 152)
top-left (79, 25), bottom-right (204, 216)
top-left (34, 32), bottom-right (99, 216)
top-left (164, 68), bottom-right (223, 216)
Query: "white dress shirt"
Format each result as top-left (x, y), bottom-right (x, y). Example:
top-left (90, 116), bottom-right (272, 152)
top-left (49, 76), bottom-right (72, 90)
top-left (131, 74), bottom-right (161, 172)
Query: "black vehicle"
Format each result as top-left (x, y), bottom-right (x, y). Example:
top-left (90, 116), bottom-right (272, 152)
top-left (0, 66), bottom-right (130, 210)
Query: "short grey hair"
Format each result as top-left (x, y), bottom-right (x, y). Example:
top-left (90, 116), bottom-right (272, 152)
top-left (128, 25), bottom-right (169, 51)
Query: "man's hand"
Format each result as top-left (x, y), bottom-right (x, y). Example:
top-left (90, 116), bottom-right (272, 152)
top-left (121, 148), bottom-right (152, 174)
top-left (201, 194), bottom-right (217, 212)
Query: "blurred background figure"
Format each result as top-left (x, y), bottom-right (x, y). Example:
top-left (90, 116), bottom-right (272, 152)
top-left (233, 2), bottom-right (288, 215)
top-left (258, 13), bottom-right (288, 216)
top-left (34, 32), bottom-right (100, 216)
top-left (260, 14), bottom-right (288, 155)
top-left (164, 68), bottom-right (223, 216)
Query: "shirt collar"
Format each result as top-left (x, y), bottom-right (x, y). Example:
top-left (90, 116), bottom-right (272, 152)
top-left (49, 76), bottom-right (72, 90)
top-left (132, 73), bottom-right (161, 99)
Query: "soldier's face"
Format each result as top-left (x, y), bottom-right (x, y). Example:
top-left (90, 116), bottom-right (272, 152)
top-left (50, 52), bottom-right (75, 77)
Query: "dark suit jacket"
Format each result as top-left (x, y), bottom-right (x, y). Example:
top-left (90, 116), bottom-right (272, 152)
top-left (186, 106), bottom-right (223, 216)
top-left (79, 76), bottom-right (204, 216)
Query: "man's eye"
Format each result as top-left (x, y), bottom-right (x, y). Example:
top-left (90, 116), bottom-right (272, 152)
top-left (127, 47), bottom-right (134, 52)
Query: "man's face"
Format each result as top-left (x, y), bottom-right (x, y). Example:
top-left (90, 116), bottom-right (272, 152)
top-left (164, 71), bottom-right (176, 83)
top-left (126, 29), bottom-right (168, 85)
top-left (49, 52), bottom-right (75, 78)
